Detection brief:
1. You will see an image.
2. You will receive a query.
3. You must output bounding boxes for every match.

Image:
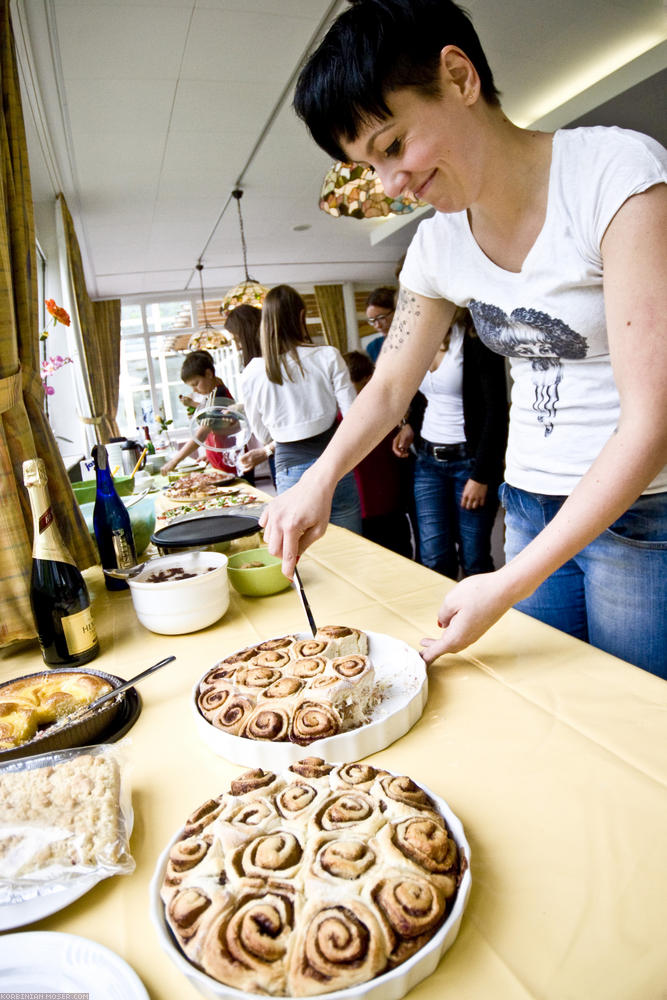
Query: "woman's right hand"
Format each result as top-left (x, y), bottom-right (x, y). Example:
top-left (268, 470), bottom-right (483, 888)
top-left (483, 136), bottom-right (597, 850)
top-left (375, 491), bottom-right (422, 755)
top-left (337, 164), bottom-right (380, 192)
top-left (259, 472), bottom-right (335, 579)
top-left (392, 424), bottom-right (414, 458)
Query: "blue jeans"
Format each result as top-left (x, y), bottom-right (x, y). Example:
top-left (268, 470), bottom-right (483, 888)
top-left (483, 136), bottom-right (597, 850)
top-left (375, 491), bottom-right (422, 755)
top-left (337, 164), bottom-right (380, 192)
top-left (500, 483), bottom-right (667, 678)
top-left (275, 460), bottom-right (362, 535)
top-left (413, 450), bottom-right (498, 578)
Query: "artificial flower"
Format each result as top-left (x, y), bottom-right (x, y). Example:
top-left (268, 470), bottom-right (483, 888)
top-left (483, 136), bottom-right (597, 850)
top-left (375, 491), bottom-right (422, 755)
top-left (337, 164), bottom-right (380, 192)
top-left (41, 300), bottom-right (71, 341)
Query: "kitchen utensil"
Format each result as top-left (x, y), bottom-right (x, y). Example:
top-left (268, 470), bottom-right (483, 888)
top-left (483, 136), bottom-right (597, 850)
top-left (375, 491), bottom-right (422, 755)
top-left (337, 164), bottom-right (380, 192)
top-left (130, 447), bottom-right (148, 478)
top-left (51, 656), bottom-right (176, 731)
top-left (124, 488), bottom-right (150, 508)
top-left (150, 513), bottom-right (259, 552)
top-left (293, 566), bottom-right (317, 637)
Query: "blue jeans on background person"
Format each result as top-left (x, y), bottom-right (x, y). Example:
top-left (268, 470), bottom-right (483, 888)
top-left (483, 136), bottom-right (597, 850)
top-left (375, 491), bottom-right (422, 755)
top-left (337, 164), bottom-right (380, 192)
top-left (500, 483), bottom-right (667, 678)
top-left (413, 450), bottom-right (498, 578)
top-left (275, 460), bottom-right (362, 535)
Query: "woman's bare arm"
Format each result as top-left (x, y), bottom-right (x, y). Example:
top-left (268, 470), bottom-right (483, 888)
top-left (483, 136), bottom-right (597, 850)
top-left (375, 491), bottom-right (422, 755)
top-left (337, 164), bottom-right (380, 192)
top-left (260, 289), bottom-right (456, 577)
top-left (422, 182), bottom-right (667, 661)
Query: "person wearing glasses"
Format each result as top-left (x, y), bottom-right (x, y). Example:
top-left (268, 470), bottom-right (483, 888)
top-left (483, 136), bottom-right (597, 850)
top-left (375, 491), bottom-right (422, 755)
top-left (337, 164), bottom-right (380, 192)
top-left (364, 286), bottom-right (396, 362)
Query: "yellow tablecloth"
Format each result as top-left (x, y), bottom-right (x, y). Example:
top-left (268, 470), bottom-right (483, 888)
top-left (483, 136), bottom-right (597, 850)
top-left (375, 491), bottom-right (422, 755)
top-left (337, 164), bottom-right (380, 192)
top-left (1, 524), bottom-right (666, 1000)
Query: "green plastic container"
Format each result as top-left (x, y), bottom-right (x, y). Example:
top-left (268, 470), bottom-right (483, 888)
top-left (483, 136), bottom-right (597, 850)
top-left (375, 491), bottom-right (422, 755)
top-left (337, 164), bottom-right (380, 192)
top-left (72, 475), bottom-right (134, 505)
top-left (226, 548), bottom-right (291, 597)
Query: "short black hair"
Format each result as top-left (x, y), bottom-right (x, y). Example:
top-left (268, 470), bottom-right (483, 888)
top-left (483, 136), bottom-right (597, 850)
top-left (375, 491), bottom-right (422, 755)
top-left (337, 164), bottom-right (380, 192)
top-left (181, 350), bottom-right (215, 382)
top-left (294, 0), bottom-right (500, 162)
top-left (365, 286), bottom-right (396, 310)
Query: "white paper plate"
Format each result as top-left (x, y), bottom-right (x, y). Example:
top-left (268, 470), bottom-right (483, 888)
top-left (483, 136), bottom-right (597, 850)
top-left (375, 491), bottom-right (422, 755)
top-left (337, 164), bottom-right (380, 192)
top-left (192, 630), bottom-right (428, 768)
top-left (0, 931), bottom-right (149, 998)
top-left (150, 775), bottom-right (471, 1000)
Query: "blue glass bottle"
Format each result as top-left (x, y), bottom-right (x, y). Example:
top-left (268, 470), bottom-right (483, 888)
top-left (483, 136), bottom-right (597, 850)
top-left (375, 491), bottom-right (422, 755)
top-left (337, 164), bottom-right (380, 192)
top-left (92, 444), bottom-right (137, 591)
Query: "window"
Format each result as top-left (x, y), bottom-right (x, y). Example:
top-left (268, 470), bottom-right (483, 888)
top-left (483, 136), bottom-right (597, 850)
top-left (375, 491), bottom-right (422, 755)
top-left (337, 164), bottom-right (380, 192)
top-left (117, 296), bottom-right (243, 448)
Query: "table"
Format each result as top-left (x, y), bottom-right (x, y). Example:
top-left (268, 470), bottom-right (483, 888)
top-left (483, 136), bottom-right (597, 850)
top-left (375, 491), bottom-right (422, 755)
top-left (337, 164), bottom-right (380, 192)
top-left (1, 523), bottom-right (666, 1000)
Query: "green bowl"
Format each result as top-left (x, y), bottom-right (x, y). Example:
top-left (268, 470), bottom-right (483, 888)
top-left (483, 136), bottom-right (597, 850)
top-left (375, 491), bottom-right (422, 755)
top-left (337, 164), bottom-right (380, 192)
top-left (80, 495), bottom-right (156, 556)
top-left (72, 476), bottom-right (134, 505)
top-left (226, 548), bottom-right (291, 597)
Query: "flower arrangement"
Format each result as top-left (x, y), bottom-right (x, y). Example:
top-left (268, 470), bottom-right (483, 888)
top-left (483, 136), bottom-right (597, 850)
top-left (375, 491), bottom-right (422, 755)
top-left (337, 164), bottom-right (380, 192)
top-left (41, 299), bottom-right (71, 341)
top-left (40, 355), bottom-right (73, 396)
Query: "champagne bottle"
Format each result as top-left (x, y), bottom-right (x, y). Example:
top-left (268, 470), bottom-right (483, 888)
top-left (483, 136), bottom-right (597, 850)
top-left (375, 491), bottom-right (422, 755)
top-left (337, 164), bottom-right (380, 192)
top-left (142, 425), bottom-right (156, 455)
top-left (23, 458), bottom-right (99, 667)
top-left (92, 444), bottom-right (137, 591)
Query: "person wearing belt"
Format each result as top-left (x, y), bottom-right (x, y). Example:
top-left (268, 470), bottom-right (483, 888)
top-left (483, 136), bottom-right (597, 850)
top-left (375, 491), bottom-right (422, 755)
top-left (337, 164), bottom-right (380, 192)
top-left (392, 308), bottom-right (508, 578)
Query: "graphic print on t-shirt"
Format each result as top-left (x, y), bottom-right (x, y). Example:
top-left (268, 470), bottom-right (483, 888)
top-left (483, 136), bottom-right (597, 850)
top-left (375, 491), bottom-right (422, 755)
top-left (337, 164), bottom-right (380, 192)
top-left (469, 301), bottom-right (588, 436)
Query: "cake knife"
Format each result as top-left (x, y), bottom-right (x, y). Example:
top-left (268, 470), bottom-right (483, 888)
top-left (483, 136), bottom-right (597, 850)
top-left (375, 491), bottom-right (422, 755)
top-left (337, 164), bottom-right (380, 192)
top-left (293, 566), bottom-right (317, 638)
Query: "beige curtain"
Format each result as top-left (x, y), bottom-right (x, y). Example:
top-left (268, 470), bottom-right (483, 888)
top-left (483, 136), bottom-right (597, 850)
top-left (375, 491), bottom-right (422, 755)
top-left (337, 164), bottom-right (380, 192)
top-left (314, 284), bottom-right (348, 355)
top-left (59, 193), bottom-right (121, 442)
top-left (0, 0), bottom-right (97, 646)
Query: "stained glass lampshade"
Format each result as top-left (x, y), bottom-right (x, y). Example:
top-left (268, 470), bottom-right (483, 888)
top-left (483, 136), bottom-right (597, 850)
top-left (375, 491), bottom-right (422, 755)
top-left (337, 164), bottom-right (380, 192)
top-left (319, 162), bottom-right (424, 219)
top-left (220, 280), bottom-right (268, 324)
top-left (188, 327), bottom-right (231, 351)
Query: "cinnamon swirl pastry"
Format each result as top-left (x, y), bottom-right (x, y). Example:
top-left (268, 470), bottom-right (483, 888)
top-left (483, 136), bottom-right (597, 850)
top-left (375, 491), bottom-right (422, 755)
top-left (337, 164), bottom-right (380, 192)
top-left (290, 701), bottom-right (341, 746)
top-left (371, 873), bottom-right (449, 964)
top-left (374, 773), bottom-right (438, 817)
top-left (183, 797), bottom-right (225, 837)
top-left (197, 684), bottom-right (235, 720)
top-left (314, 626), bottom-right (369, 658)
top-left (288, 898), bottom-right (386, 996)
top-left (286, 656), bottom-right (327, 679)
top-left (210, 694), bottom-right (254, 735)
top-left (200, 885), bottom-right (295, 995)
top-left (249, 649), bottom-right (292, 670)
top-left (257, 637), bottom-right (295, 652)
top-left (291, 638), bottom-right (330, 659)
top-left (258, 676), bottom-right (304, 700)
top-left (241, 703), bottom-right (291, 742)
top-left (234, 665), bottom-right (283, 690)
top-left (161, 762), bottom-right (466, 996)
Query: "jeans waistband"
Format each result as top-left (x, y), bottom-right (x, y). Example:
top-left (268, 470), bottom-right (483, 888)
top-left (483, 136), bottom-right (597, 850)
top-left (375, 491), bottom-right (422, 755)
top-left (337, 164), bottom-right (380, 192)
top-left (420, 440), bottom-right (468, 461)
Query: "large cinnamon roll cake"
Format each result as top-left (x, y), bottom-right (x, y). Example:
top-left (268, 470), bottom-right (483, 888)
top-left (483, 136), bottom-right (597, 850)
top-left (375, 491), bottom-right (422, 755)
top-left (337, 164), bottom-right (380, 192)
top-left (161, 759), bottom-right (465, 996)
top-left (196, 628), bottom-right (375, 745)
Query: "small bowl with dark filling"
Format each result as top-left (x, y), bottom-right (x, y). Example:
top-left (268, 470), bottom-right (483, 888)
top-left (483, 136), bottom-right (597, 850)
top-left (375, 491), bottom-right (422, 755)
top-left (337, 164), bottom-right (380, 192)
top-left (226, 548), bottom-right (291, 597)
top-left (128, 550), bottom-right (229, 634)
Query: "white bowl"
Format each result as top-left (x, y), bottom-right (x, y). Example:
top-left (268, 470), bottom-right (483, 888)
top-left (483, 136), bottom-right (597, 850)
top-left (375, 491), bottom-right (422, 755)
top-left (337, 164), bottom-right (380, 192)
top-left (128, 551), bottom-right (229, 635)
top-left (149, 770), bottom-right (471, 1000)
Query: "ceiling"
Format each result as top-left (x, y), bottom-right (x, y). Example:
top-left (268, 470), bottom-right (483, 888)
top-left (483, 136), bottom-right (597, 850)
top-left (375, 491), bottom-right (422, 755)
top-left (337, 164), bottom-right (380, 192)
top-left (13, 0), bottom-right (667, 302)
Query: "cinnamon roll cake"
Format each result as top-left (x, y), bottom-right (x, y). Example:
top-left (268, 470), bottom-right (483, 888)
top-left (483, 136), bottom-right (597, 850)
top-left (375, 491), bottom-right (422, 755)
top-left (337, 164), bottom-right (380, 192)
top-left (196, 628), bottom-right (376, 745)
top-left (161, 759), bottom-right (465, 996)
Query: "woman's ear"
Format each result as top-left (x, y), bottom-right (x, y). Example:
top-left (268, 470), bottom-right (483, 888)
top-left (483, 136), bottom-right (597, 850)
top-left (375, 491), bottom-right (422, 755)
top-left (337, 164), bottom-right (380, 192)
top-left (439, 45), bottom-right (480, 105)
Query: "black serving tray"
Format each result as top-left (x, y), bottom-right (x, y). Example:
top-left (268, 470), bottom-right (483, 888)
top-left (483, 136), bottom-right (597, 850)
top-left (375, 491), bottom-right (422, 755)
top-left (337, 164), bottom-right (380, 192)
top-left (150, 513), bottom-right (260, 551)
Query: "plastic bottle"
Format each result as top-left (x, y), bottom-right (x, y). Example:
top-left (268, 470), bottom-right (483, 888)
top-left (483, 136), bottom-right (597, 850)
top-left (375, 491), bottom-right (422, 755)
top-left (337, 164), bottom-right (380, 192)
top-left (23, 458), bottom-right (99, 666)
top-left (92, 444), bottom-right (137, 591)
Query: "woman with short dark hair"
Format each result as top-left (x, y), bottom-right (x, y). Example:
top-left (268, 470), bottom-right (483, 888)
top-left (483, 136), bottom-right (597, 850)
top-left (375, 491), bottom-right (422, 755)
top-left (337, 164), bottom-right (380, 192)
top-left (260, 0), bottom-right (667, 677)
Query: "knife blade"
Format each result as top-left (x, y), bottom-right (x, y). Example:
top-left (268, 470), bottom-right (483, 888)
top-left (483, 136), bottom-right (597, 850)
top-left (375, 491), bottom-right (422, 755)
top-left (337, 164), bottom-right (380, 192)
top-left (293, 566), bottom-right (317, 638)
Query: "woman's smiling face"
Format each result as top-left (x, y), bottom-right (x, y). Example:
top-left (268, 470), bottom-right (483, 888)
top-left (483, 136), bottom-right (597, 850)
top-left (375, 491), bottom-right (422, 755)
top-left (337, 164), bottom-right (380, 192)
top-left (341, 48), bottom-right (484, 215)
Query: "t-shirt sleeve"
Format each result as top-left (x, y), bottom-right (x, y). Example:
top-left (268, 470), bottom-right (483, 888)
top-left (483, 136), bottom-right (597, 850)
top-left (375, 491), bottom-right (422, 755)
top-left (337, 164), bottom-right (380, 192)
top-left (398, 217), bottom-right (446, 298)
top-left (573, 128), bottom-right (667, 264)
top-left (328, 348), bottom-right (358, 416)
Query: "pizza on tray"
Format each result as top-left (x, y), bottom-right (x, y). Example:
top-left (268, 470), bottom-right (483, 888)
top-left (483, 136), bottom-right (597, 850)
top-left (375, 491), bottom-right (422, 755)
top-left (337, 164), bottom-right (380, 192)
top-left (163, 468), bottom-right (238, 502)
top-left (157, 491), bottom-right (260, 526)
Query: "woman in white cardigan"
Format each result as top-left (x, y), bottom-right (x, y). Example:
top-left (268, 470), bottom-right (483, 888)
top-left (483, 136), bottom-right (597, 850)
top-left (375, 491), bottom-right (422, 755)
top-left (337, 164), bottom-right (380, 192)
top-left (241, 285), bottom-right (362, 534)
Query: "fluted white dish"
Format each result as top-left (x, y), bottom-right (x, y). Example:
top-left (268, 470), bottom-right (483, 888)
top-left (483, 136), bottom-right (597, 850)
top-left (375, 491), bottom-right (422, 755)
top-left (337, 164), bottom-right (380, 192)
top-left (192, 630), bottom-right (427, 767)
top-left (149, 774), bottom-right (471, 1000)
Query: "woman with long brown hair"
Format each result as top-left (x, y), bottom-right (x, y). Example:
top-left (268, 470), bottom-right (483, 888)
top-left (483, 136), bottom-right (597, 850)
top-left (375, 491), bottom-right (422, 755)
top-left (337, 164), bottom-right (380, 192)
top-left (240, 285), bottom-right (362, 533)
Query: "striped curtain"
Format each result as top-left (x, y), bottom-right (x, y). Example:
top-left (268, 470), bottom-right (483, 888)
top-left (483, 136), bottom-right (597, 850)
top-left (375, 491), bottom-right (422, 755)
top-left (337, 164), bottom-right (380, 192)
top-left (0, 0), bottom-right (96, 646)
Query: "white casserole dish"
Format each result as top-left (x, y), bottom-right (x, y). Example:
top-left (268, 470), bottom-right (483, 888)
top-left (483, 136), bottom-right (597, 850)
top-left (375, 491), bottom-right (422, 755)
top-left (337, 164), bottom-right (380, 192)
top-left (191, 631), bottom-right (427, 767)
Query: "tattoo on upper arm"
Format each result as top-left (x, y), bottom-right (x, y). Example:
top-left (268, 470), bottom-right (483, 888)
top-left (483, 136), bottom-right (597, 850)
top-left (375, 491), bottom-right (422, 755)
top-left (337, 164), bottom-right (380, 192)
top-left (385, 288), bottom-right (421, 351)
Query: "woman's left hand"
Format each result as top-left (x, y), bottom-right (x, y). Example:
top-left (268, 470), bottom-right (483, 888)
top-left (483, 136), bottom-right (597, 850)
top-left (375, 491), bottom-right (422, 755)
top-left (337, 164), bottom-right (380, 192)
top-left (460, 478), bottom-right (487, 509)
top-left (420, 570), bottom-right (514, 663)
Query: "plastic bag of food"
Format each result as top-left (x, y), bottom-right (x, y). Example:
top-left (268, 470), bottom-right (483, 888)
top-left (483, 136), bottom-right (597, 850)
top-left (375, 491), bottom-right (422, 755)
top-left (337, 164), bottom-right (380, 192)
top-left (0, 742), bottom-right (134, 904)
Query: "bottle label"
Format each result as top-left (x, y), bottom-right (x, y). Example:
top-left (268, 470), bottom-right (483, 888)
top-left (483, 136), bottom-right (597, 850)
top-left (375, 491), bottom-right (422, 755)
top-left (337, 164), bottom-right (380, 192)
top-left (62, 606), bottom-right (98, 654)
top-left (38, 507), bottom-right (54, 533)
top-left (112, 529), bottom-right (135, 568)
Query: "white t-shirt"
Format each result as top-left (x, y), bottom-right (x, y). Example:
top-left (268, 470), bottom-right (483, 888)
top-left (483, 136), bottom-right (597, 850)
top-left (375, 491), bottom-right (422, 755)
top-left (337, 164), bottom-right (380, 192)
top-left (419, 324), bottom-right (465, 444)
top-left (400, 126), bottom-right (667, 496)
top-left (240, 344), bottom-right (357, 444)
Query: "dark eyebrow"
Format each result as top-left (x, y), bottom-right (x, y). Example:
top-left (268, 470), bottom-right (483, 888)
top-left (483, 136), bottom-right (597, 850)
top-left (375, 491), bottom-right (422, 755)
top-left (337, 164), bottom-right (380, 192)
top-left (365, 121), bottom-right (395, 157)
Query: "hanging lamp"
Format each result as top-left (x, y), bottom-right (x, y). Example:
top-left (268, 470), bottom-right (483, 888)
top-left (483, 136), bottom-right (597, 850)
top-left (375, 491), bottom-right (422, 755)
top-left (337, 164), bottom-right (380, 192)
top-left (319, 161), bottom-right (424, 219)
top-left (188, 261), bottom-right (232, 351)
top-left (219, 189), bottom-right (269, 322)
